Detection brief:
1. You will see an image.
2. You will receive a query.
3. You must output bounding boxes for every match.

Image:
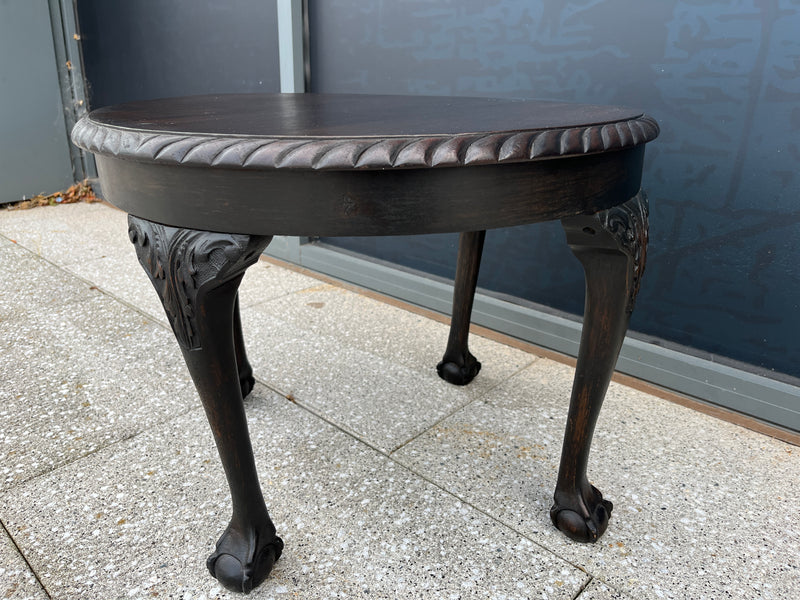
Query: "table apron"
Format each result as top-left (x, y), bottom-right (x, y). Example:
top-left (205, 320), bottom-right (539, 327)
top-left (95, 146), bottom-right (645, 237)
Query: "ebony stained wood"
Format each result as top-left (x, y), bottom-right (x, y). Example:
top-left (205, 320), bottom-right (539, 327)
top-left (71, 93), bottom-right (658, 593)
top-left (94, 150), bottom-right (645, 237)
top-left (437, 230), bottom-right (486, 385)
top-left (83, 93), bottom-right (647, 139)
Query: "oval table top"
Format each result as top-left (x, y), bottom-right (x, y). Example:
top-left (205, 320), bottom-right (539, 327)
top-left (72, 93), bottom-right (658, 171)
top-left (71, 93), bottom-right (658, 236)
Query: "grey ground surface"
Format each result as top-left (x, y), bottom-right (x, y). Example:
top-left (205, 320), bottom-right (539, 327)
top-left (1, 202), bottom-right (797, 600)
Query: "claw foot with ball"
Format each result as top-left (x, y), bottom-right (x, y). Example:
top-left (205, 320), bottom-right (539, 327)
top-left (207, 521), bottom-right (284, 594)
top-left (436, 350), bottom-right (481, 385)
top-left (550, 484), bottom-right (613, 543)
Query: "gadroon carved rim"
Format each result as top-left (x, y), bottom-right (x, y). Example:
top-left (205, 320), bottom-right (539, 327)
top-left (72, 114), bottom-right (659, 171)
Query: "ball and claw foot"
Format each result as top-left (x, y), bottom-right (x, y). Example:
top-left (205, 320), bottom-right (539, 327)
top-left (436, 351), bottom-right (481, 386)
top-left (206, 522), bottom-right (284, 594)
top-left (550, 484), bottom-right (613, 543)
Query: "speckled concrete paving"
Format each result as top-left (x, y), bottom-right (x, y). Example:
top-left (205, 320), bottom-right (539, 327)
top-left (1, 202), bottom-right (798, 600)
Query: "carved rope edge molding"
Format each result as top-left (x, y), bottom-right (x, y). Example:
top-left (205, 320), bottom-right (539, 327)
top-left (72, 115), bottom-right (659, 171)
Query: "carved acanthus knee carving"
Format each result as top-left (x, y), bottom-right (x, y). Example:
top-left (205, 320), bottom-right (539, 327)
top-left (127, 216), bottom-right (271, 350)
top-left (561, 190), bottom-right (649, 312)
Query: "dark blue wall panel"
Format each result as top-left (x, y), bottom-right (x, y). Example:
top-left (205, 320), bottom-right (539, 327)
top-left (76, 0), bottom-right (280, 108)
top-left (310, 0), bottom-right (800, 380)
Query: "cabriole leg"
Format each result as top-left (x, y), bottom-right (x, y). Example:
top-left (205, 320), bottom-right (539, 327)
top-left (128, 216), bottom-right (281, 593)
top-left (437, 230), bottom-right (486, 385)
top-left (551, 192), bottom-right (648, 543)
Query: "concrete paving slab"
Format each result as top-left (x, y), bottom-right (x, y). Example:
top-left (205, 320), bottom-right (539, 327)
top-left (64, 251), bottom-right (170, 325)
top-left (0, 291), bottom-right (196, 493)
top-left (0, 203), bottom-right (128, 267)
top-left (393, 358), bottom-right (800, 599)
top-left (242, 308), bottom-right (479, 452)
top-left (1, 204), bottom-right (168, 321)
top-left (247, 282), bottom-right (534, 394)
top-left (0, 243), bottom-right (95, 320)
top-left (0, 387), bottom-right (589, 599)
top-left (2, 205), bottom-right (315, 312)
top-left (240, 283), bottom-right (534, 452)
top-left (65, 249), bottom-right (321, 329)
top-left (0, 527), bottom-right (48, 600)
top-left (237, 259), bottom-right (323, 308)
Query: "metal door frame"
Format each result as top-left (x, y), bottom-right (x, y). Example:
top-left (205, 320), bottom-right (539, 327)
top-left (49, 0), bottom-right (94, 181)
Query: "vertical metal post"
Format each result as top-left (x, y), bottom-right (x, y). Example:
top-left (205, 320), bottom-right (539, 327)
top-left (270, 0), bottom-right (311, 260)
top-left (48, 0), bottom-right (95, 180)
top-left (277, 0), bottom-right (306, 93)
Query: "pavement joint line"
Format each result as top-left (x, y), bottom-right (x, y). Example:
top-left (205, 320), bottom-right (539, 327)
top-left (0, 515), bottom-right (54, 600)
top-left (0, 230), bottom-right (83, 269)
top-left (0, 427), bottom-right (182, 497)
top-left (571, 575), bottom-right (594, 600)
top-left (73, 283), bottom-right (169, 328)
top-left (257, 382), bottom-right (392, 458)
top-left (387, 355), bottom-right (542, 455)
top-left (383, 445), bottom-right (594, 579)
top-left (0, 230), bottom-right (168, 323)
top-left (388, 396), bottom-right (484, 455)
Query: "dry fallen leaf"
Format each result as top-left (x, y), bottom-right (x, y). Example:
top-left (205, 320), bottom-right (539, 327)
top-left (6, 180), bottom-right (100, 211)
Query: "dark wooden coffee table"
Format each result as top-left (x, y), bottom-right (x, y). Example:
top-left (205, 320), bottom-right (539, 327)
top-left (72, 93), bottom-right (657, 593)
